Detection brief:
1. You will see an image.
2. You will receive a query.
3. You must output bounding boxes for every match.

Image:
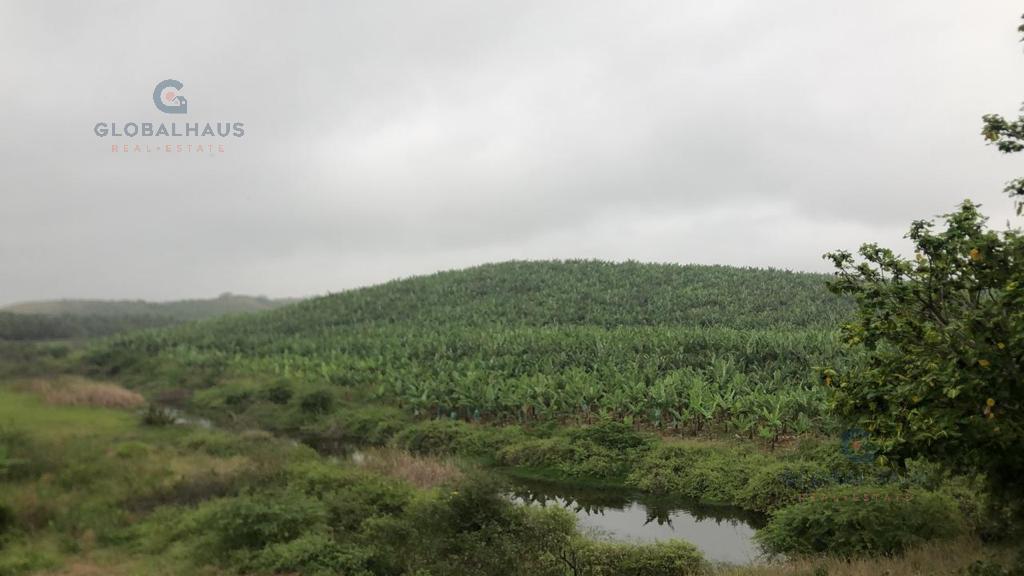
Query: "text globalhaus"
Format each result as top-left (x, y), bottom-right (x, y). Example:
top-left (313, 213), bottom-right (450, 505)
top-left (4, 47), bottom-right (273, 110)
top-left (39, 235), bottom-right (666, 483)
top-left (93, 122), bottom-right (245, 138)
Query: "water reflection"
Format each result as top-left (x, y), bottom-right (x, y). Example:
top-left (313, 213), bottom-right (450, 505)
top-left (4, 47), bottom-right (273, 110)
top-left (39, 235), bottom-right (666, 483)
top-left (508, 477), bottom-right (765, 565)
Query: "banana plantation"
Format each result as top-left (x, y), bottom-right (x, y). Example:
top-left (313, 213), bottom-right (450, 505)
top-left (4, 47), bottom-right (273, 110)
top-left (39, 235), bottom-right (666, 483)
top-left (92, 261), bottom-right (854, 445)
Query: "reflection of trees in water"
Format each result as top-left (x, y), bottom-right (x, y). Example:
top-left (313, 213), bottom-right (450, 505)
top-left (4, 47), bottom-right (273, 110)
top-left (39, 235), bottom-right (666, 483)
top-left (509, 488), bottom-right (623, 515)
top-left (642, 497), bottom-right (767, 529)
top-left (508, 480), bottom-right (767, 530)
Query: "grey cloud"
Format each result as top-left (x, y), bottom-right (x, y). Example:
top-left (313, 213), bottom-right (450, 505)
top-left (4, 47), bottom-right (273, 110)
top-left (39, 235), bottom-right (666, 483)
top-left (1, 0), bottom-right (1022, 304)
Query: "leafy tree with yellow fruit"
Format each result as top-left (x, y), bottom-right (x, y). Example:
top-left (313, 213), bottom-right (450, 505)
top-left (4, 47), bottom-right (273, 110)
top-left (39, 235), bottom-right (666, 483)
top-left (825, 16), bottom-right (1024, 517)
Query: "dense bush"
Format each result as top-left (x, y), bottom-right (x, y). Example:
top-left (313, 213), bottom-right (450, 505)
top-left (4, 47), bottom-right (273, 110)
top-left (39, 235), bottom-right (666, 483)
top-left (265, 382), bottom-right (293, 405)
top-left (627, 443), bottom-right (766, 505)
top-left (496, 436), bottom-right (576, 469)
top-left (369, 475), bottom-right (577, 576)
top-left (140, 404), bottom-right (176, 427)
top-left (391, 419), bottom-right (527, 457)
top-left (300, 390), bottom-right (335, 415)
top-left (735, 460), bottom-right (833, 512)
top-left (195, 490), bottom-right (327, 557)
top-left (571, 540), bottom-right (707, 576)
top-left (756, 486), bottom-right (965, 557)
top-left (391, 419), bottom-right (476, 455)
top-left (0, 502), bottom-right (13, 539)
top-left (302, 404), bottom-right (412, 449)
top-left (566, 420), bottom-right (652, 452)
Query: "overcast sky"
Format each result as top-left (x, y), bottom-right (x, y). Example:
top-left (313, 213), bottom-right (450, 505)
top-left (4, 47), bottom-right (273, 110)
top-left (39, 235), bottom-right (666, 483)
top-left (1, 1), bottom-right (1023, 305)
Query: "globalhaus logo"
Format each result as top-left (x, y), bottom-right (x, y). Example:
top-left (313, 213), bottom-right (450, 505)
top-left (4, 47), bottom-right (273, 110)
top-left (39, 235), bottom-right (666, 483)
top-left (153, 79), bottom-right (187, 113)
top-left (94, 79), bottom-right (245, 154)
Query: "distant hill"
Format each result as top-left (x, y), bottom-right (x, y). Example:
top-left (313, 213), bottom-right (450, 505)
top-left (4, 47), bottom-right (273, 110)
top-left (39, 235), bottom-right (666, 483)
top-left (4, 293), bottom-right (300, 322)
top-left (1, 293), bottom-right (301, 341)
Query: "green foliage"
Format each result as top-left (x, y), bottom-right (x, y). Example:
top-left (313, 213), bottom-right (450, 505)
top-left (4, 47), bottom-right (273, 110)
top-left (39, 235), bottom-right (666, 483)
top-left (300, 389), bottom-right (335, 415)
top-left (627, 443), bottom-right (767, 506)
top-left (305, 403), bottom-right (413, 447)
top-left (570, 540), bottom-right (706, 576)
top-left (3, 293), bottom-right (295, 321)
top-left (0, 295), bottom-right (299, 342)
top-left (963, 556), bottom-right (1024, 576)
top-left (266, 382), bottom-right (294, 404)
top-left (735, 460), bottom-right (832, 513)
top-left (0, 502), bottom-right (12, 538)
top-left (981, 15), bottom-right (1024, 215)
top-left (567, 420), bottom-right (651, 452)
top-left (372, 475), bottom-right (578, 576)
top-left (140, 404), bottom-right (176, 427)
top-left (825, 202), bottom-right (1024, 510)
top-left (393, 419), bottom-right (477, 455)
top-left (0, 311), bottom-right (177, 341)
top-left (756, 486), bottom-right (965, 557)
top-left (90, 261), bottom-right (850, 446)
top-left (194, 489), bottom-right (327, 557)
top-left (391, 419), bottom-right (528, 458)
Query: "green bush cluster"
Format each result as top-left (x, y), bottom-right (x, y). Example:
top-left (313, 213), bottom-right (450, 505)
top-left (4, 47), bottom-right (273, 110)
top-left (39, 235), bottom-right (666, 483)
top-left (571, 540), bottom-right (706, 576)
top-left (495, 421), bottom-right (653, 480)
top-left (621, 439), bottom-right (963, 515)
top-left (755, 486), bottom-right (965, 557)
top-left (627, 443), bottom-right (772, 508)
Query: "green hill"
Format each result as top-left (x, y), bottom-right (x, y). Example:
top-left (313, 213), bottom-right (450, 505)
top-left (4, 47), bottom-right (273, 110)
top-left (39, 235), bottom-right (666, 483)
top-left (4, 293), bottom-right (298, 321)
top-left (1, 293), bottom-right (301, 341)
top-left (94, 260), bottom-right (853, 437)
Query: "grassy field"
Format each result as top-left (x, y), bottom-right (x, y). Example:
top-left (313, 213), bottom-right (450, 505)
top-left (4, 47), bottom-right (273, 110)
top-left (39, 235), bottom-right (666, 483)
top-left (1, 261), bottom-right (1020, 574)
top-left (0, 379), bottom-right (1018, 576)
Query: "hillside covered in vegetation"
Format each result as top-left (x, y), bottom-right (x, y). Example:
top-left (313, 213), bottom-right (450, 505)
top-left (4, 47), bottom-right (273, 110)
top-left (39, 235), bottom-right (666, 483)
top-left (4, 293), bottom-right (298, 321)
top-left (0, 293), bottom-right (301, 341)
top-left (94, 261), bottom-right (853, 441)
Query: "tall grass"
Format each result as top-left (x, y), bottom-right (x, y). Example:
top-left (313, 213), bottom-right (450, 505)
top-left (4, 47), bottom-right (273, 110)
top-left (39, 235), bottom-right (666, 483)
top-left (719, 536), bottom-right (1016, 576)
top-left (27, 377), bottom-right (144, 409)
top-left (353, 447), bottom-right (463, 489)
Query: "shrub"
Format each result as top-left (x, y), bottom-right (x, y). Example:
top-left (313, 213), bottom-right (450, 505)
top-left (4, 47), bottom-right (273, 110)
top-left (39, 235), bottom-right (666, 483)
top-left (381, 475), bottom-right (577, 576)
top-left (496, 437), bottom-right (574, 468)
top-left (113, 441), bottom-right (150, 460)
top-left (265, 383), bottom-right (293, 405)
top-left (0, 502), bottom-right (13, 538)
top-left (308, 404), bottom-right (412, 447)
top-left (567, 420), bottom-right (651, 452)
top-left (393, 420), bottom-right (471, 455)
top-left (196, 490), bottom-right (327, 559)
top-left (736, 460), bottom-right (833, 512)
top-left (572, 540), bottom-right (707, 576)
top-left (300, 390), bottom-right (335, 415)
top-left (224, 390), bottom-right (253, 408)
top-left (249, 532), bottom-right (373, 576)
top-left (627, 444), bottom-right (763, 504)
top-left (181, 430), bottom-right (243, 456)
top-left (756, 486), bottom-right (965, 557)
top-left (963, 557), bottom-right (1024, 576)
top-left (561, 440), bottom-right (631, 479)
top-left (141, 404), bottom-right (176, 427)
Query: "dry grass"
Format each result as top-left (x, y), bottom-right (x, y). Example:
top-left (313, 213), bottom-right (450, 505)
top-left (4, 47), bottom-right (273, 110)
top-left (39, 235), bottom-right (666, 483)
top-left (718, 536), bottom-right (1015, 576)
top-left (354, 447), bottom-right (464, 489)
top-left (27, 376), bottom-right (145, 410)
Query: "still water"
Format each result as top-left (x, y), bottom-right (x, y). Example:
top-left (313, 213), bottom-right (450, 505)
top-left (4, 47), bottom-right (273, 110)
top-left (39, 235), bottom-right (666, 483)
top-left (303, 438), bottom-right (766, 565)
top-left (507, 477), bottom-right (765, 564)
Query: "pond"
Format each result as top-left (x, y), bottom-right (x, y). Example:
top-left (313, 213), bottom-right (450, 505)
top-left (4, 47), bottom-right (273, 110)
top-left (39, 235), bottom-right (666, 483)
top-left (301, 438), bottom-right (767, 564)
top-left (506, 476), bottom-right (766, 565)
